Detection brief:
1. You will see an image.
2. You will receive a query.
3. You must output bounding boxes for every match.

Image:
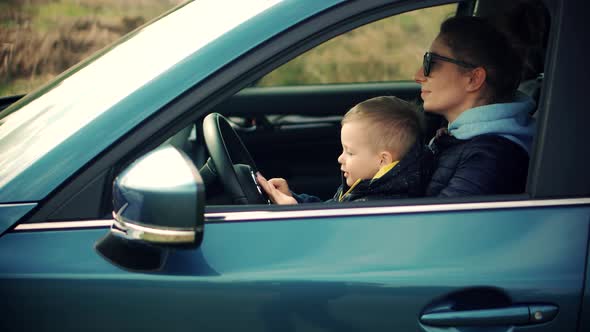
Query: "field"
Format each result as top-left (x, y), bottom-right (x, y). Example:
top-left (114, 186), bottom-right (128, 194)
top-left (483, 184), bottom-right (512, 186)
top-left (258, 5), bottom-right (456, 86)
top-left (0, 1), bottom-right (455, 96)
top-left (0, 0), bottom-right (182, 96)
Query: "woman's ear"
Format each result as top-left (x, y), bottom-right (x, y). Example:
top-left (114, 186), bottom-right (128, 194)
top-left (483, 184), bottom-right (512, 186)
top-left (466, 67), bottom-right (487, 92)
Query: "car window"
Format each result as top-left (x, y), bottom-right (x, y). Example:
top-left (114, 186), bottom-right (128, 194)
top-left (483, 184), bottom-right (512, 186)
top-left (0, 0), bottom-right (283, 200)
top-left (256, 4), bottom-right (457, 87)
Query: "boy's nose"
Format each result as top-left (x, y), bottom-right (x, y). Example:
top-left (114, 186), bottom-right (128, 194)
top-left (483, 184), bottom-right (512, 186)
top-left (337, 152), bottom-right (344, 164)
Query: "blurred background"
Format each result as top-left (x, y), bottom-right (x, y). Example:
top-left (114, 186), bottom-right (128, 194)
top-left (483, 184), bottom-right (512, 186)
top-left (0, 0), bottom-right (455, 96)
top-left (0, 0), bottom-right (183, 96)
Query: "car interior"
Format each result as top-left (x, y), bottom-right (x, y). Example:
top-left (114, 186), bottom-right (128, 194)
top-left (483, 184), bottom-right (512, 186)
top-left (0, 0), bottom-right (553, 221)
top-left (157, 0), bottom-right (550, 208)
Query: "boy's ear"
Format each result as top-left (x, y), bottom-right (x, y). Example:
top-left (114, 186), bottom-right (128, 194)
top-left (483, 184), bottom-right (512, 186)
top-left (466, 67), bottom-right (487, 92)
top-left (379, 151), bottom-right (395, 165)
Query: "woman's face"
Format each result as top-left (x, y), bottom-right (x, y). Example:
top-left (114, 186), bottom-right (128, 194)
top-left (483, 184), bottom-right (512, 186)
top-left (414, 35), bottom-right (475, 122)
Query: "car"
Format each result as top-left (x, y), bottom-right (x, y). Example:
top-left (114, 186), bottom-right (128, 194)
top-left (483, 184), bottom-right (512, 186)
top-left (0, 0), bottom-right (589, 331)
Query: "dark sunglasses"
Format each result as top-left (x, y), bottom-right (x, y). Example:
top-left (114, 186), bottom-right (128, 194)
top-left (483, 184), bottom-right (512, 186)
top-left (423, 52), bottom-right (477, 76)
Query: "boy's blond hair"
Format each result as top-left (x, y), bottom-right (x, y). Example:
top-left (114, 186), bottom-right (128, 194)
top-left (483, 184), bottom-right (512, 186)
top-left (342, 96), bottom-right (422, 158)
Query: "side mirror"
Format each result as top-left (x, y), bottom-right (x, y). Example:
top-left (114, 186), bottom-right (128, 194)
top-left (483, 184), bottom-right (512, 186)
top-left (111, 145), bottom-right (205, 247)
top-left (96, 146), bottom-right (204, 271)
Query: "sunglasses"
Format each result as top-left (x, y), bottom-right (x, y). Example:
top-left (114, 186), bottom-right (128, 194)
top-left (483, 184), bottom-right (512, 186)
top-left (423, 52), bottom-right (477, 76)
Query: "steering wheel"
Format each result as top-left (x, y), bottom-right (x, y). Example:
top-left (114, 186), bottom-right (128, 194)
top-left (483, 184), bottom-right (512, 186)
top-left (202, 113), bottom-right (269, 204)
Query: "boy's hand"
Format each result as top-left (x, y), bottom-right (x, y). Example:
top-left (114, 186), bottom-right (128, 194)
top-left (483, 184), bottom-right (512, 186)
top-left (256, 173), bottom-right (298, 205)
top-left (268, 178), bottom-right (290, 196)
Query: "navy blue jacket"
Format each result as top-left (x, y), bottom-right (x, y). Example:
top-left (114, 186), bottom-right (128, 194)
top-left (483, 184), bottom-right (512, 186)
top-left (295, 141), bottom-right (434, 203)
top-left (426, 134), bottom-right (529, 197)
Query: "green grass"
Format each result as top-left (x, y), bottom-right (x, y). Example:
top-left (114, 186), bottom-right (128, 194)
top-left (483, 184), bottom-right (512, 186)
top-left (0, 76), bottom-right (51, 96)
top-left (26, 0), bottom-right (175, 31)
top-left (30, 2), bottom-right (97, 31)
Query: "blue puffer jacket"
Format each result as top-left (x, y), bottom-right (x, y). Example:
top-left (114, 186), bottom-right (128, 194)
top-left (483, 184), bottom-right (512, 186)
top-left (426, 134), bottom-right (529, 197)
top-left (426, 93), bottom-right (536, 197)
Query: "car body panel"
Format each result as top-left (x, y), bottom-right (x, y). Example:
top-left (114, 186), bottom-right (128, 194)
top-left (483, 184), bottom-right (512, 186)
top-left (0, 203), bottom-right (37, 234)
top-left (580, 239), bottom-right (590, 332)
top-left (1, 203), bottom-right (587, 331)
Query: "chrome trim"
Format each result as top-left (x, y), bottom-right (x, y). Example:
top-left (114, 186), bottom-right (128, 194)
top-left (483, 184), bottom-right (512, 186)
top-left (14, 220), bottom-right (112, 231)
top-left (0, 203), bottom-right (37, 208)
top-left (11, 197), bottom-right (590, 231)
top-left (206, 198), bottom-right (590, 222)
top-left (110, 215), bottom-right (201, 244)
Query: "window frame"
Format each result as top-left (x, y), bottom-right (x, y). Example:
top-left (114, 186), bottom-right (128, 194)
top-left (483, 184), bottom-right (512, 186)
top-left (22, 0), bottom-right (587, 224)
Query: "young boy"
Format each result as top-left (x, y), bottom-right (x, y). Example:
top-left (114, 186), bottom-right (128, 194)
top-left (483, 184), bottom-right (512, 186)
top-left (256, 96), bottom-right (433, 204)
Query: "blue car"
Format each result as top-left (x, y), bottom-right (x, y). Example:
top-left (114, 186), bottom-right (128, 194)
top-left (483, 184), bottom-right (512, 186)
top-left (1, 0), bottom-right (589, 331)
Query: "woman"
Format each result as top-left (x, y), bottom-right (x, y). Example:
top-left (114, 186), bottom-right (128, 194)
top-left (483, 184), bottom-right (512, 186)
top-left (415, 16), bottom-right (536, 197)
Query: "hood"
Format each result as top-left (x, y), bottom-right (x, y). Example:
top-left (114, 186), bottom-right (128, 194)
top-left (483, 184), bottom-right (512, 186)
top-left (448, 92), bottom-right (536, 154)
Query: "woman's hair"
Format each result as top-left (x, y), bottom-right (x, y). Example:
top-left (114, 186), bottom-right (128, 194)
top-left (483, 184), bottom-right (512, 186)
top-left (491, 0), bottom-right (550, 81)
top-left (342, 96), bottom-right (423, 158)
top-left (439, 16), bottom-right (523, 103)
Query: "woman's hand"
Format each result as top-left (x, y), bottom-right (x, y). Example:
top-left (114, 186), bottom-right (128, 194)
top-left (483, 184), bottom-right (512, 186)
top-left (256, 173), bottom-right (298, 205)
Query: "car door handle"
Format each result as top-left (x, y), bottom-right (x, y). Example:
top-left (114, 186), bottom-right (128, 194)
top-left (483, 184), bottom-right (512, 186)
top-left (420, 304), bottom-right (558, 327)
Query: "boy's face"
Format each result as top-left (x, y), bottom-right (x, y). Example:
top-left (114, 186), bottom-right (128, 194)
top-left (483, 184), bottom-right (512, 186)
top-left (337, 121), bottom-right (383, 187)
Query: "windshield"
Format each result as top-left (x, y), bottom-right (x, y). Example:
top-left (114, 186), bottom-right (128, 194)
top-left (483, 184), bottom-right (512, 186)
top-left (0, 0), bottom-right (281, 191)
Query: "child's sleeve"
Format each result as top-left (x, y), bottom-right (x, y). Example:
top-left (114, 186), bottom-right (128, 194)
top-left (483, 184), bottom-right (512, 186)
top-left (292, 192), bottom-right (322, 203)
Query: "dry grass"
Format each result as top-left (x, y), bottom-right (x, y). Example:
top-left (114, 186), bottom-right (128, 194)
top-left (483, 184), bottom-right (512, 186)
top-left (258, 4), bottom-right (457, 86)
top-left (0, 0), bottom-right (183, 95)
top-left (1, 2), bottom-right (455, 95)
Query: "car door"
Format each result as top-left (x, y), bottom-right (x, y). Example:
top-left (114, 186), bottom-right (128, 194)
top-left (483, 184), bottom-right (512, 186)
top-left (1, 198), bottom-right (588, 331)
top-left (1, 0), bottom-right (589, 331)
